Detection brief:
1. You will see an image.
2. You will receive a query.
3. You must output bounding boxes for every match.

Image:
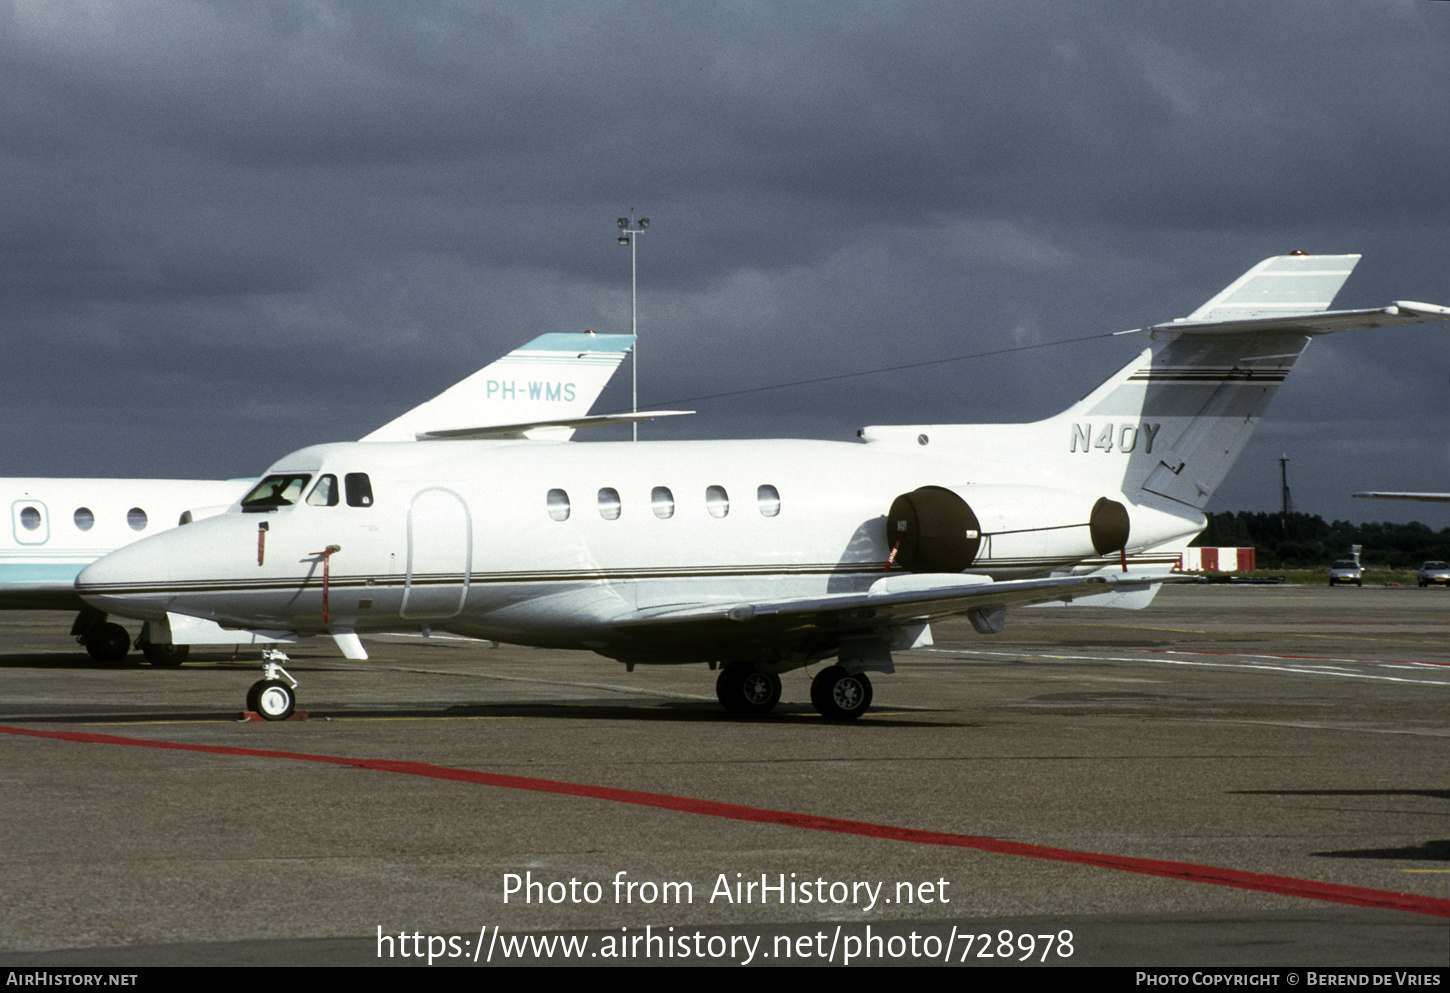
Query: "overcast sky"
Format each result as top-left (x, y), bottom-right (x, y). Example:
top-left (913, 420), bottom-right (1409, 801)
top-left (3, 0), bottom-right (1447, 524)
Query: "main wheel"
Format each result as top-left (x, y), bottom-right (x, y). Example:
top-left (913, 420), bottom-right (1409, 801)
top-left (246, 679), bottom-right (295, 721)
top-left (141, 643), bottom-right (189, 667)
top-left (810, 665), bottom-right (873, 721)
top-left (84, 622), bottom-right (131, 664)
top-left (715, 664), bottom-right (781, 714)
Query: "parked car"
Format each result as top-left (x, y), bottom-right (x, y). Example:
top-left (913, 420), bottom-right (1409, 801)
top-left (1327, 559), bottom-right (1363, 587)
top-left (1416, 561), bottom-right (1450, 587)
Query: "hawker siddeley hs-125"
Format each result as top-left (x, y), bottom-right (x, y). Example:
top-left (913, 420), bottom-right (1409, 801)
top-left (76, 255), bottom-right (1450, 720)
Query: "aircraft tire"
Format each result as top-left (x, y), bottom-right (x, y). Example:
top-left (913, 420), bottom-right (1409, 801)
top-left (84, 623), bottom-right (131, 664)
top-left (247, 679), bottom-right (295, 721)
top-left (715, 664), bottom-right (781, 714)
top-left (810, 666), bottom-right (872, 721)
top-left (141, 643), bottom-right (189, 667)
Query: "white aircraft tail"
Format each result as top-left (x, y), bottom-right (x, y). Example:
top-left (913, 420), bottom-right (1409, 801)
top-left (361, 332), bottom-right (634, 442)
top-left (865, 254), bottom-right (1450, 513)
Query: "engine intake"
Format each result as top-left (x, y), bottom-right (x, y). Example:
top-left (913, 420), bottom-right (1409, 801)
top-left (886, 486), bottom-right (1131, 573)
top-left (886, 486), bottom-right (982, 573)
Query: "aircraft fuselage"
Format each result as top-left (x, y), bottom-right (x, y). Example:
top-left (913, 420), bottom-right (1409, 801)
top-left (75, 437), bottom-right (1198, 664)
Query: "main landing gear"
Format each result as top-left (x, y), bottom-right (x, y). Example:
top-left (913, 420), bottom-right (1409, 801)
top-left (810, 665), bottom-right (873, 721)
top-left (714, 662), bottom-right (874, 720)
top-left (715, 663), bottom-right (782, 714)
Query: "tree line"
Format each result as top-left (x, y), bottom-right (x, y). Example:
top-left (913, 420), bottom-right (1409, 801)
top-left (1194, 511), bottom-right (1450, 569)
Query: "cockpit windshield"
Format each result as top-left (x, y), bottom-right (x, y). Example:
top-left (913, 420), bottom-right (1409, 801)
top-left (241, 474), bottom-right (313, 511)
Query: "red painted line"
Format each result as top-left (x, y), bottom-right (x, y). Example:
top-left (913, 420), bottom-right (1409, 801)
top-left (5, 724), bottom-right (1447, 918)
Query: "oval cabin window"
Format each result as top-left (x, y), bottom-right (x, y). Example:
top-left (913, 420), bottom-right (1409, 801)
top-left (546, 488), bottom-right (571, 522)
top-left (598, 488), bottom-right (622, 521)
top-left (706, 485), bottom-right (729, 519)
top-left (757, 485), bottom-right (781, 517)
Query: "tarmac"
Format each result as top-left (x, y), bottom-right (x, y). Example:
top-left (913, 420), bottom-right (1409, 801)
top-left (0, 583), bottom-right (1446, 967)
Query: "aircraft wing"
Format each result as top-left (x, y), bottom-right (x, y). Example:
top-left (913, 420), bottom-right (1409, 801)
top-left (609, 572), bottom-right (1165, 647)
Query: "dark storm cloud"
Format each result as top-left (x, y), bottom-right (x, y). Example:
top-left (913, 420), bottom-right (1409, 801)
top-left (1, 0), bottom-right (1447, 522)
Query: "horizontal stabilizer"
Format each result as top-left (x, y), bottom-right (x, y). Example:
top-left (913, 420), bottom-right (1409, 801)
top-left (416, 410), bottom-right (695, 441)
top-left (1353, 491), bottom-right (1450, 503)
top-left (1153, 302), bottom-right (1450, 338)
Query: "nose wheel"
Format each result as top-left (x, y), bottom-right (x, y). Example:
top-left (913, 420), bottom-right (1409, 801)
top-left (246, 661), bottom-right (299, 721)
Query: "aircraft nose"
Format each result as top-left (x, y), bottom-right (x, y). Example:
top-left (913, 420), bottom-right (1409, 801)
top-left (76, 532), bottom-right (180, 620)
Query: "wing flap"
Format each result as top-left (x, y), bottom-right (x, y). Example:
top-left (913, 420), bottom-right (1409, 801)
top-left (610, 573), bottom-right (1164, 644)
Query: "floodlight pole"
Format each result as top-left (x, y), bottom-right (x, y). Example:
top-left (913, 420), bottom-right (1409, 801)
top-left (616, 211), bottom-right (649, 441)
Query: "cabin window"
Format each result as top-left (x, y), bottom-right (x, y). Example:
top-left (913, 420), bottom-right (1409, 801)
top-left (307, 475), bottom-right (339, 507)
top-left (18, 506), bottom-right (41, 531)
top-left (547, 488), bottom-right (571, 521)
top-left (127, 507), bottom-right (148, 531)
top-left (757, 485), bottom-right (781, 517)
top-left (652, 486), bottom-right (674, 520)
top-left (345, 473), bottom-right (373, 507)
top-left (74, 507), bottom-right (94, 531)
top-left (598, 487), bottom-right (621, 520)
top-left (706, 485), bottom-right (729, 519)
top-left (241, 474), bottom-right (312, 511)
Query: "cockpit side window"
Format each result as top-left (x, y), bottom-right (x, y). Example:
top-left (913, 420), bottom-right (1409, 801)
top-left (345, 473), bottom-right (374, 508)
top-left (307, 475), bottom-right (339, 507)
top-left (241, 474), bottom-right (313, 512)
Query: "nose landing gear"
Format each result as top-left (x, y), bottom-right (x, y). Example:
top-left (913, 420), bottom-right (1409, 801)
top-left (246, 659), bottom-right (299, 721)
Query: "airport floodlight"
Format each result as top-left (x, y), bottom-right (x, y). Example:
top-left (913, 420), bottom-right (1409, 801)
top-left (614, 212), bottom-right (651, 440)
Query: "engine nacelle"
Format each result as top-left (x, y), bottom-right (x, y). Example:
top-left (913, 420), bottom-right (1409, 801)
top-left (886, 485), bottom-right (1130, 573)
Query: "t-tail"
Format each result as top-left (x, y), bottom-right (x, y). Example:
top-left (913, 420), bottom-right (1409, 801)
top-left (866, 254), bottom-right (1450, 519)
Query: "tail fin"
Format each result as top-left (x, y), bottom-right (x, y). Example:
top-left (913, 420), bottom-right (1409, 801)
top-left (1073, 255), bottom-right (1450, 510)
top-left (863, 254), bottom-right (1450, 512)
top-left (360, 332), bottom-right (633, 442)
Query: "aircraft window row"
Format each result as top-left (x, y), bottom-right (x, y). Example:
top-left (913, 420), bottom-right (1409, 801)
top-left (12, 505), bottom-right (147, 533)
top-left (243, 473), bottom-right (373, 512)
top-left (544, 485), bottom-right (782, 521)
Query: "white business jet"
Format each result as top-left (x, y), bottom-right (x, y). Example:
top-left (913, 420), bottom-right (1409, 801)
top-left (76, 256), bottom-right (1450, 720)
top-left (7, 332), bottom-right (635, 664)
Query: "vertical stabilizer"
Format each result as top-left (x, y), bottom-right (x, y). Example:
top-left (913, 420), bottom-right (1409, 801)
top-left (1059, 255), bottom-right (1363, 509)
top-left (361, 333), bottom-right (634, 442)
top-left (866, 254), bottom-right (1450, 517)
